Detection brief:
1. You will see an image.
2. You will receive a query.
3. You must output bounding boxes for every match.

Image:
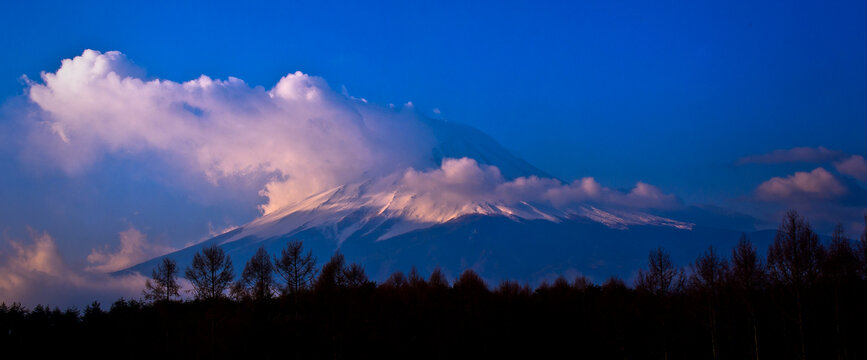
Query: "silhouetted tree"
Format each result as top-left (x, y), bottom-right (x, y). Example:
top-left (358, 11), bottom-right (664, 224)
top-left (599, 277), bottom-right (624, 291)
top-left (767, 210), bottom-right (824, 360)
top-left (82, 301), bottom-right (103, 323)
top-left (23, 207), bottom-right (867, 359)
top-left (857, 215), bottom-right (867, 279)
top-left (551, 276), bottom-right (571, 293)
top-left (184, 244), bottom-right (234, 300)
top-left (635, 246), bottom-right (683, 360)
top-left (314, 252), bottom-right (348, 292)
top-left (273, 240), bottom-right (317, 296)
top-left (408, 267), bottom-right (427, 289)
top-left (572, 276), bottom-right (593, 292)
top-left (343, 263), bottom-right (369, 289)
top-left (310, 252), bottom-right (369, 359)
top-left (428, 267), bottom-right (450, 289)
top-left (233, 246), bottom-right (275, 301)
top-left (689, 246), bottom-right (728, 360)
top-left (15, 209), bottom-right (867, 360)
top-left (382, 271), bottom-right (408, 289)
top-left (454, 269), bottom-right (488, 294)
top-left (311, 252), bottom-right (370, 293)
top-left (496, 280), bottom-right (530, 297)
top-left (823, 224), bottom-right (858, 360)
top-left (635, 246), bottom-right (684, 296)
top-left (143, 257), bottom-right (180, 302)
top-left (729, 234), bottom-right (765, 360)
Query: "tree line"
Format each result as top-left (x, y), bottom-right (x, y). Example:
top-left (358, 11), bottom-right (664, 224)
top-left (2, 209), bottom-right (867, 359)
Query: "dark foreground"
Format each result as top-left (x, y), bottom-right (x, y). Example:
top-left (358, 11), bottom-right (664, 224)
top-left (4, 269), bottom-right (867, 359)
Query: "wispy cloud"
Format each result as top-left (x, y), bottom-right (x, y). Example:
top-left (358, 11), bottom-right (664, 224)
top-left (0, 229), bottom-right (147, 307)
top-left (86, 227), bottom-right (175, 273)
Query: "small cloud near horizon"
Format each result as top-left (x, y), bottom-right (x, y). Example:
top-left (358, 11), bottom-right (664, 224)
top-left (86, 227), bottom-right (176, 273)
top-left (835, 155), bottom-right (867, 182)
top-left (0, 228), bottom-right (147, 308)
top-left (756, 167), bottom-right (848, 201)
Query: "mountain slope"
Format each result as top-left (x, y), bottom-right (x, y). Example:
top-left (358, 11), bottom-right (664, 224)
top-left (123, 119), bottom-right (764, 284)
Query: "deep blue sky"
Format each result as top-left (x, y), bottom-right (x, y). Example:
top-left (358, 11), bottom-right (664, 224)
top-left (1, 0), bottom-right (866, 260)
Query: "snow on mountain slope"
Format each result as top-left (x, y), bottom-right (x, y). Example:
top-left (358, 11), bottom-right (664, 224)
top-left (219, 171), bottom-right (692, 248)
top-left (123, 118), bottom-right (701, 282)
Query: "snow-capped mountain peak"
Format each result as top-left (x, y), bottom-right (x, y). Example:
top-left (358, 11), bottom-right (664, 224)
top-left (219, 172), bottom-right (692, 247)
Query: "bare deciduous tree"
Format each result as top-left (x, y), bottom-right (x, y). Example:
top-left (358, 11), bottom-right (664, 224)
top-left (184, 244), bottom-right (234, 300)
top-left (143, 257), bottom-right (180, 302)
top-left (730, 234), bottom-right (765, 360)
top-left (823, 224), bottom-right (858, 360)
top-left (690, 246), bottom-right (728, 360)
top-left (635, 246), bottom-right (683, 360)
top-left (428, 267), bottom-right (450, 289)
top-left (635, 246), bottom-right (684, 296)
top-left (273, 240), bottom-right (317, 296)
top-left (342, 263), bottom-right (369, 289)
top-left (233, 246), bottom-right (275, 301)
top-left (767, 210), bottom-right (824, 360)
top-left (857, 215), bottom-right (867, 279)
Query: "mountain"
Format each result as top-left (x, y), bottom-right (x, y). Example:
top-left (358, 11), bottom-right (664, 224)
top-left (123, 119), bottom-right (769, 284)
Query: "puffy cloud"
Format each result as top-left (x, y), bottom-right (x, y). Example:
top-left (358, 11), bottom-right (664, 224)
top-left (86, 227), bottom-right (175, 273)
top-left (22, 49), bottom-right (682, 224)
top-left (622, 182), bottom-right (683, 208)
top-left (401, 157), bottom-right (504, 202)
top-left (835, 155), bottom-right (867, 182)
top-left (737, 146), bottom-right (844, 165)
top-left (744, 151), bottom-right (867, 231)
top-left (530, 177), bottom-right (680, 209)
top-left (751, 160), bottom-right (867, 233)
top-left (24, 49), bottom-right (436, 215)
top-left (397, 158), bottom-right (681, 215)
top-left (0, 229), bottom-right (147, 307)
top-left (756, 167), bottom-right (848, 200)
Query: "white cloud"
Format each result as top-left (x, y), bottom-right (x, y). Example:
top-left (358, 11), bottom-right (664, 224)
top-left (25, 49), bottom-right (436, 215)
top-left (397, 158), bottom-right (681, 215)
top-left (756, 167), bottom-right (848, 200)
top-left (0, 229), bottom-right (147, 307)
top-left (23, 49), bottom-right (681, 222)
top-left (737, 146), bottom-right (844, 165)
top-left (86, 227), bottom-right (175, 273)
top-left (835, 155), bottom-right (867, 182)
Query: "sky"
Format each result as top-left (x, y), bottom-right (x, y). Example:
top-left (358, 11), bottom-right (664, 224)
top-left (0, 0), bottom-right (866, 305)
